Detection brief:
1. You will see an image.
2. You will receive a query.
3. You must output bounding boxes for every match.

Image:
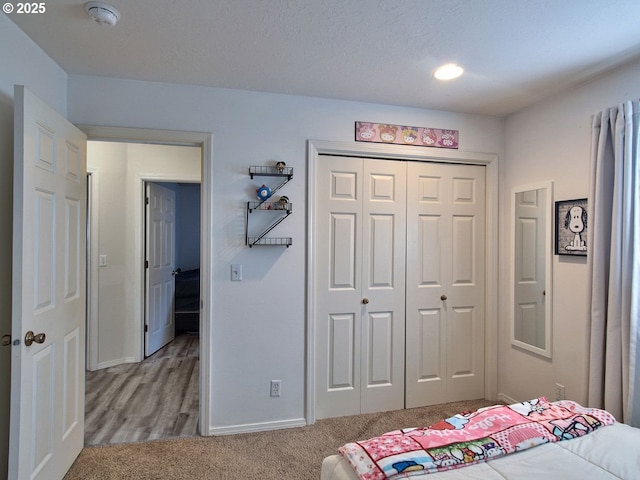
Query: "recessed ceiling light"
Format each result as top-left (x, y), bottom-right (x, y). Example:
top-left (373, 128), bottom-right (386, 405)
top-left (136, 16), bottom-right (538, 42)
top-left (433, 63), bottom-right (464, 81)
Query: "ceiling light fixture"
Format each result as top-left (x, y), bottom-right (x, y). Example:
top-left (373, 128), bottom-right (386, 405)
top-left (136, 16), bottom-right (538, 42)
top-left (84, 1), bottom-right (120, 27)
top-left (433, 63), bottom-right (464, 81)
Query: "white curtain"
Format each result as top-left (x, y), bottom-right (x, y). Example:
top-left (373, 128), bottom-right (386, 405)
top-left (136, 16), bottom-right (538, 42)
top-left (587, 101), bottom-right (640, 426)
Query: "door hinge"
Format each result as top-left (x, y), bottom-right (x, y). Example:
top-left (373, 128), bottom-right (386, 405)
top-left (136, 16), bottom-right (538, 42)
top-left (144, 324), bottom-right (148, 332)
top-left (145, 196), bottom-right (149, 205)
top-left (145, 260), bottom-right (149, 268)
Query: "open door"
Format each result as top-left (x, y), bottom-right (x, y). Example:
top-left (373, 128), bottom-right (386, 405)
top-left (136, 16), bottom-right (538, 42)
top-left (10, 86), bottom-right (87, 479)
top-left (145, 182), bottom-right (177, 357)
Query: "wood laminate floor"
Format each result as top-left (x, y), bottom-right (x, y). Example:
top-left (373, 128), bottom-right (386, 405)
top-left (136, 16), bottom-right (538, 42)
top-left (84, 333), bottom-right (199, 446)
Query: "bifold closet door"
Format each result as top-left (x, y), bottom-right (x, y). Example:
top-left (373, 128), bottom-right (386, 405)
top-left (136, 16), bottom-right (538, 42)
top-left (405, 161), bottom-right (486, 408)
top-left (315, 155), bottom-right (406, 419)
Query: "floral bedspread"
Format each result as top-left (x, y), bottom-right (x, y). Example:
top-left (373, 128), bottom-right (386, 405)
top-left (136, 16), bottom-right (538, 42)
top-left (338, 398), bottom-right (615, 480)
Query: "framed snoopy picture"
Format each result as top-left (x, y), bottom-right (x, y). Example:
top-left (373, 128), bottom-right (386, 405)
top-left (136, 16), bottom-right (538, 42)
top-left (555, 198), bottom-right (588, 256)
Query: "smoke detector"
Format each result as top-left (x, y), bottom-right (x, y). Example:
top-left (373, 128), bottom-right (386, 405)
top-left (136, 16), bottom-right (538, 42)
top-left (84, 2), bottom-right (120, 27)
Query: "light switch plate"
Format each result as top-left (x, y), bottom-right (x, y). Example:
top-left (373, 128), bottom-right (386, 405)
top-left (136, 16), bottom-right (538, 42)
top-left (231, 264), bottom-right (242, 281)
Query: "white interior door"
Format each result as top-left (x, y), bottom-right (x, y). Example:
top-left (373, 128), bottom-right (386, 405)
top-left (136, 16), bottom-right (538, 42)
top-left (514, 188), bottom-right (546, 349)
top-left (145, 182), bottom-right (177, 357)
top-left (10, 85), bottom-right (87, 480)
top-left (405, 161), bottom-right (485, 407)
top-left (315, 156), bottom-right (406, 419)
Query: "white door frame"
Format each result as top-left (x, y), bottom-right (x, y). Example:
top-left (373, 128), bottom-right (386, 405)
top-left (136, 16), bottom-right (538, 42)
top-left (79, 125), bottom-right (213, 435)
top-left (86, 169), bottom-right (99, 371)
top-left (306, 139), bottom-right (499, 424)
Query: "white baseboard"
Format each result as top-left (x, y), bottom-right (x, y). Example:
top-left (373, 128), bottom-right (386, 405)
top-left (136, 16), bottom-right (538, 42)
top-left (94, 356), bottom-right (138, 370)
top-left (497, 393), bottom-right (518, 405)
top-left (207, 418), bottom-right (307, 436)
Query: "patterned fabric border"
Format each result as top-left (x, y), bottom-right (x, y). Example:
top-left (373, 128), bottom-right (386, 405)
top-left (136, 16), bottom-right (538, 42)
top-left (355, 122), bottom-right (458, 149)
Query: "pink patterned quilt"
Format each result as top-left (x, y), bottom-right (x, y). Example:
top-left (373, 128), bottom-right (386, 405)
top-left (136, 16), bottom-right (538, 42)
top-left (338, 398), bottom-right (615, 480)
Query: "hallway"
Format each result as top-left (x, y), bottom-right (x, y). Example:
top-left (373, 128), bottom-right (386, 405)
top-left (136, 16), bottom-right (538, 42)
top-left (84, 333), bottom-right (199, 445)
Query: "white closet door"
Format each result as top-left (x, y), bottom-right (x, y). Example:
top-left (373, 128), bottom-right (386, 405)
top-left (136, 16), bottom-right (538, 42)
top-left (315, 156), bottom-right (406, 418)
top-left (360, 159), bottom-right (407, 414)
top-left (405, 161), bottom-right (486, 408)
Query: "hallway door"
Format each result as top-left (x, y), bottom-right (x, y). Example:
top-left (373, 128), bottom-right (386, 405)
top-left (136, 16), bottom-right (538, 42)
top-left (10, 85), bottom-right (87, 480)
top-left (145, 182), bottom-right (177, 356)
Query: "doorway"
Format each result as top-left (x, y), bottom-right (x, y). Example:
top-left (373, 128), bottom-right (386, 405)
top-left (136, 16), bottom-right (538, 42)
top-left (84, 138), bottom-right (205, 444)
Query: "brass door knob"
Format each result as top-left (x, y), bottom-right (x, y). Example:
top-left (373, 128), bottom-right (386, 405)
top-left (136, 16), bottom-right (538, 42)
top-left (1, 334), bottom-right (11, 347)
top-left (440, 294), bottom-right (448, 301)
top-left (24, 331), bottom-right (46, 346)
top-left (362, 298), bottom-right (370, 304)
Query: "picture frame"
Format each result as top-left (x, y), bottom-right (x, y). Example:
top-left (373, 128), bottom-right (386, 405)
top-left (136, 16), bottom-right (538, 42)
top-left (355, 121), bottom-right (459, 149)
top-left (555, 198), bottom-right (588, 256)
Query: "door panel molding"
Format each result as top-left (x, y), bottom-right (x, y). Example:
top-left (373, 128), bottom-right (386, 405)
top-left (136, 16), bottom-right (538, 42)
top-left (306, 140), bottom-right (499, 424)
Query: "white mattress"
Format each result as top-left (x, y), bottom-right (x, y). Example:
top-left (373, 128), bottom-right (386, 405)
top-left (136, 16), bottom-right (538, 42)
top-left (321, 422), bottom-right (640, 480)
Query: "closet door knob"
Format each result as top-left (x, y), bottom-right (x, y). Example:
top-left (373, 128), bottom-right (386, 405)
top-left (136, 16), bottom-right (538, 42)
top-left (440, 294), bottom-right (448, 301)
top-left (362, 298), bottom-right (370, 304)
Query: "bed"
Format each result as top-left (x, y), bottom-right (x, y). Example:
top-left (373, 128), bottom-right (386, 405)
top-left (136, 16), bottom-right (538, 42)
top-left (321, 398), bottom-right (640, 480)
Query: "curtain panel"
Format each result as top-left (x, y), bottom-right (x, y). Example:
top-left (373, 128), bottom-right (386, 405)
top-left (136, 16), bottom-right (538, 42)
top-left (587, 101), bottom-right (640, 426)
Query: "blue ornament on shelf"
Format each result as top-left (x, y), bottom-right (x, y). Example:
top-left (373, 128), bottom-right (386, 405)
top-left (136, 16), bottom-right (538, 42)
top-left (256, 184), bottom-right (272, 201)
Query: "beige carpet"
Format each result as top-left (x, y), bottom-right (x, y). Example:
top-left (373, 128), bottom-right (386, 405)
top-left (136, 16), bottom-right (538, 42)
top-left (64, 399), bottom-right (497, 480)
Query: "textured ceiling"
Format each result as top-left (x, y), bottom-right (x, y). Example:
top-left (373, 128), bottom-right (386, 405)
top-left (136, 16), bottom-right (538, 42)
top-left (9, 0), bottom-right (640, 116)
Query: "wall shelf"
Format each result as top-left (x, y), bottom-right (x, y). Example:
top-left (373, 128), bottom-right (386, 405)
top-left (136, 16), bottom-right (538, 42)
top-left (246, 166), bottom-right (293, 247)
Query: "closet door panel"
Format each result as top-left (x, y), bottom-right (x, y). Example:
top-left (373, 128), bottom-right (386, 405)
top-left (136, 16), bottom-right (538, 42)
top-left (406, 164), bottom-right (448, 406)
top-left (328, 313), bottom-right (356, 389)
top-left (369, 214), bottom-right (395, 288)
top-left (418, 215), bottom-right (442, 286)
top-left (330, 213), bottom-right (357, 289)
top-left (361, 159), bottom-right (406, 414)
top-left (446, 166), bottom-right (485, 402)
top-left (316, 156), bottom-right (363, 419)
top-left (365, 311), bottom-right (394, 385)
top-left (406, 162), bottom-right (485, 407)
top-left (448, 305), bottom-right (484, 400)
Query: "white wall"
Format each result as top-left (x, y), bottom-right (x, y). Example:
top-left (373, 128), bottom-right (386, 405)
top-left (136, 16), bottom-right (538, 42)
top-left (500, 57), bottom-right (640, 405)
top-left (175, 183), bottom-right (201, 270)
top-left (0, 14), bottom-right (68, 477)
top-left (68, 75), bottom-right (504, 431)
top-left (87, 142), bottom-right (201, 368)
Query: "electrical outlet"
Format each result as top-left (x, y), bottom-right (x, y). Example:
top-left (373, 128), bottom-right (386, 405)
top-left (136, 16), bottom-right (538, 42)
top-left (270, 380), bottom-right (281, 397)
top-left (555, 383), bottom-right (566, 400)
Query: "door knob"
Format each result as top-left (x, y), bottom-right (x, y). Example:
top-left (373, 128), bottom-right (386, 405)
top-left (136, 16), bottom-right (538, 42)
top-left (24, 331), bottom-right (46, 346)
top-left (172, 268), bottom-right (182, 276)
top-left (440, 294), bottom-right (448, 301)
top-left (362, 298), bottom-right (370, 304)
top-left (1, 334), bottom-right (11, 347)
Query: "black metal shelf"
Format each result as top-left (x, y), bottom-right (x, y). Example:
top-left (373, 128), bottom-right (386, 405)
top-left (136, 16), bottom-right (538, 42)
top-left (249, 165), bottom-right (293, 179)
top-left (246, 166), bottom-right (293, 247)
top-left (247, 237), bottom-right (292, 247)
